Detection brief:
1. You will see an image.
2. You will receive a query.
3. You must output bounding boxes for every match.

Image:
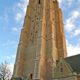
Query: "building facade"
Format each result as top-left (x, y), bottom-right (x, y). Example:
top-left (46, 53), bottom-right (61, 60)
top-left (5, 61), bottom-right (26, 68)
top-left (53, 54), bottom-right (80, 80)
top-left (13, 0), bottom-right (67, 80)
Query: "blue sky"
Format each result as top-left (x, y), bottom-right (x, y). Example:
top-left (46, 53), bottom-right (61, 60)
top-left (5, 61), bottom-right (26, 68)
top-left (0, 0), bottom-right (80, 72)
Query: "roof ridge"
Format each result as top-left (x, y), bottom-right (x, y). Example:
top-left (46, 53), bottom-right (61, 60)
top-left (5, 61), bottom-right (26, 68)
top-left (65, 54), bottom-right (80, 59)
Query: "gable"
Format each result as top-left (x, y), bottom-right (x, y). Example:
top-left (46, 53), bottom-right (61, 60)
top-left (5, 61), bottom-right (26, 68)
top-left (53, 59), bottom-right (74, 79)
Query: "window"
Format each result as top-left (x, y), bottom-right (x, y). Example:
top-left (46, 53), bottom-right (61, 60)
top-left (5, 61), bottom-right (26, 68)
top-left (56, 60), bottom-right (59, 64)
top-left (31, 33), bottom-right (32, 35)
top-left (37, 17), bottom-right (38, 20)
top-left (35, 31), bottom-right (37, 33)
top-left (39, 0), bottom-right (40, 4)
top-left (60, 68), bottom-right (63, 72)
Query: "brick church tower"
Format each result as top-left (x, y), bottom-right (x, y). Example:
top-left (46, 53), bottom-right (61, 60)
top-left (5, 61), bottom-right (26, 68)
top-left (13, 0), bottom-right (67, 80)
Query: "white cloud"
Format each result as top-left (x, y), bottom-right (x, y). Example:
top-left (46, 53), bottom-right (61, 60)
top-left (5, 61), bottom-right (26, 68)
top-left (65, 10), bottom-right (80, 32)
top-left (67, 45), bottom-right (80, 56)
top-left (72, 28), bottom-right (80, 36)
top-left (65, 10), bottom-right (80, 37)
top-left (67, 0), bottom-right (74, 5)
top-left (21, 0), bottom-right (29, 14)
top-left (58, 0), bottom-right (74, 8)
top-left (15, 0), bottom-right (29, 22)
top-left (12, 27), bottom-right (19, 32)
top-left (15, 13), bottom-right (22, 21)
top-left (66, 40), bottom-right (80, 56)
top-left (71, 11), bottom-right (80, 18)
top-left (12, 27), bottom-right (21, 33)
top-left (6, 55), bottom-right (16, 60)
top-left (12, 27), bottom-right (22, 34)
top-left (58, 0), bottom-right (63, 4)
top-left (65, 17), bottom-right (75, 32)
top-left (7, 55), bottom-right (16, 73)
top-left (8, 63), bottom-right (14, 73)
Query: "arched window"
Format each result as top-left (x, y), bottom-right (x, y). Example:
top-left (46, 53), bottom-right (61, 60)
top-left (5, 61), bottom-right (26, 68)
top-left (39, 0), bottom-right (40, 4)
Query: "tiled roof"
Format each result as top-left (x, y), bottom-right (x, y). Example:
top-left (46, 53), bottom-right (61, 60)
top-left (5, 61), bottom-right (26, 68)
top-left (65, 54), bottom-right (80, 74)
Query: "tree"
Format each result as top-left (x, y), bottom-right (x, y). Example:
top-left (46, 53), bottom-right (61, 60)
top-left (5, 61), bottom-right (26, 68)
top-left (0, 62), bottom-right (12, 80)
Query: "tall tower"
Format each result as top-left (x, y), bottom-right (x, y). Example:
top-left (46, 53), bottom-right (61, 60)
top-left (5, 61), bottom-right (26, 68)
top-left (13, 0), bottom-right (67, 80)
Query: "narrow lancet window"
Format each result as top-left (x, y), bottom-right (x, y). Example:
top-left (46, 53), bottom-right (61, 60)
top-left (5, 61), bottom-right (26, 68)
top-left (39, 0), bottom-right (40, 4)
